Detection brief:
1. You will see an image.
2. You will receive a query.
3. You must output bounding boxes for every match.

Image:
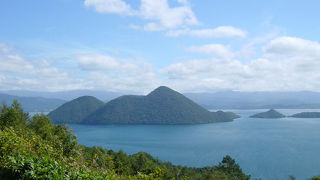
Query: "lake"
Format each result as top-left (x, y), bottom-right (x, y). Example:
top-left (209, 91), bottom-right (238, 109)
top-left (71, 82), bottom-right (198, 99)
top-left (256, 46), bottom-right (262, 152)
top-left (66, 109), bottom-right (320, 179)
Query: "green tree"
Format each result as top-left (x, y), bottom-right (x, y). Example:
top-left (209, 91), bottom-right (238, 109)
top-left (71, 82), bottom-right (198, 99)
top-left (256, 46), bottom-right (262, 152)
top-left (215, 155), bottom-right (251, 180)
top-left (0, 100), bottom-right (29, 130)
top-left (311, 175), bottom-right (320, 180)
top-left (28, 114), bottom-right (54, 141)
top-left (52, 124), bottom-right (78, 157)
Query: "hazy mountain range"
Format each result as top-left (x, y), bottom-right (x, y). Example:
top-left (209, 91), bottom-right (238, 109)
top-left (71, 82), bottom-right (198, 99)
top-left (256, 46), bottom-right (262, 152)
top-left (0, 90), bottom-right (122, 102)
top-left (0, 93), bottom-right (66, 112)
top-left (184, 91), bottom-right (320, 109)
top-left (2, 90), bottom-right (320, 112)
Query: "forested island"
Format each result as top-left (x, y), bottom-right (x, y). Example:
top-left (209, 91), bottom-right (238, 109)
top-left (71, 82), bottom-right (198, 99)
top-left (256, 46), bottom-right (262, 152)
top-left (49, 86), bottom-right (239, 125)
top-left (0, 101), bottom-right (250, 179)
top-left (48, 96), bottom-right (104, 124)
top-left (290, 112), bottom-right (320, 118)
top-left (250, 109), bottom-right (285, 118)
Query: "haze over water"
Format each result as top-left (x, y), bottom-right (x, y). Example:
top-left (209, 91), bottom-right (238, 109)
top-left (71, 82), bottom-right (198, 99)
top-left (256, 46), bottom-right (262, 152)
top-left (68, 109), bottom-right (320, 179)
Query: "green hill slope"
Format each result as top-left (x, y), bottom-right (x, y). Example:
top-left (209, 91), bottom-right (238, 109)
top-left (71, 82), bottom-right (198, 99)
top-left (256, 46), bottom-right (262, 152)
top-left (83, 86), bottom-right (239, 124)
top-left (250, 109), bottom-right (285, 118)
top-left (48, 96), bottom-right (104, 123)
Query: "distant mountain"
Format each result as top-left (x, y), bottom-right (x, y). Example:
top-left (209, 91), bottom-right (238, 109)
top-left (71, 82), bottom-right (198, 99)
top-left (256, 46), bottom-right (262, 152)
top-left (0, 90), bottom-right (123, 102)
top-left (48, 96), bottom-right (104, 124)
top-left (0, 93), bottom-right (65, 112)
top-left (5, 89), bottom-right (320, 109)
top-left (290, 112), bottom-right (320, 118)
top-left (250, 109), bottom-right (285, 118)
top-left (83, 86), bottom-right (239, 125)
top-left (184, 91), bottom-right (320, 109)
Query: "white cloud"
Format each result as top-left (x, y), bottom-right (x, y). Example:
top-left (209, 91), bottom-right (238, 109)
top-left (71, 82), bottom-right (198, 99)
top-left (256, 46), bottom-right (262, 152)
top-left (76, 54), bottom-right (161, 93)
top-left (161, 36), bottom-right (320, 92)
top-left (84, 0), bottom-right (247, 38)
top-left (0, 43), bottom-right (87, 91)
top-left (2, 36), bottom-right (320, 93)
top-left (139, 0), bottom-right (198, 31)
top-left (85, 0), bottom-right (198, 31)
top-left (0, 43), bottom-right (14, 54)
top-left (77, 54), bottom-right (153, 75)
top-left (235, 32), bottom-right (279, 59)
top-left (0, 55), bottom-right (34, 73)
top-left (0, 42), bottom-right (162, 93)
top-left (264, 36), bottom-right (320, 57)
top-left (78, 54), bottom-right (121, 71)
top-left (84, 0), bottom-right (133, 15)
top-left (166, 26), bottom-right (247, 38)
top-left (187, 44), bottom-right (234, 59)
top-left (176, 0), bottom-right (188, 4)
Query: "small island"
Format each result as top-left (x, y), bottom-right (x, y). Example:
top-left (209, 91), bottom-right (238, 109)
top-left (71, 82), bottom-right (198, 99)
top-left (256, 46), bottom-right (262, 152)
top-left (250, 109), bottom-right (285, 118)
top-left (290, 112), bottom-right (320, 118)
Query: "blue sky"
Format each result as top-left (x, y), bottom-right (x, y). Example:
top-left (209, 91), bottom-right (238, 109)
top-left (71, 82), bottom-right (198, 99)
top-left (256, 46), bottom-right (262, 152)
top-left (0, 0), bottom-right (320, 93)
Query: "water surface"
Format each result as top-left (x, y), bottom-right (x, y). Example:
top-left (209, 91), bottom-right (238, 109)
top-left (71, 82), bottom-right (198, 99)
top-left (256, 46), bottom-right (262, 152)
top-left (68, 109), bottom-right (320, 179)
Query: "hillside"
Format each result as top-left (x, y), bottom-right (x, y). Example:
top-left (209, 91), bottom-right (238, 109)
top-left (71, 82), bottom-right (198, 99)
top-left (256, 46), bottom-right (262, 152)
top-left (250, 109), bottom-right (285, 118)
top-left (48, 96), bottom-right (104, 123)
top-left (290, 112), bottom-right (320, 118)
top-left (83, 86), bottom-right (239, 125)
top-left (1, 90), bottom-right (123, 102)
top-left (0, 93), bottom-right (65, 112)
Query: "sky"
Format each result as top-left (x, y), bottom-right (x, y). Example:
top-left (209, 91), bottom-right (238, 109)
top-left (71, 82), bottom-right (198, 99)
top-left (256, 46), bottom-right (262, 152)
top-left (0, 0), bottom-right (320, 94)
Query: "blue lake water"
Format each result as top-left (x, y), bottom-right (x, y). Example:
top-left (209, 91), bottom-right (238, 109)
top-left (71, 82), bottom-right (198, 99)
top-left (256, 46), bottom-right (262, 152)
top-left (65, 109), bottom-right (320, 180)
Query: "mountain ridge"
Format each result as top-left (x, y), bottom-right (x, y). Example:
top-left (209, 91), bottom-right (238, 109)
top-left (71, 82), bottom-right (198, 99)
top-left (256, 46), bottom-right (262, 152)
top-left (83, 86), bottom-right (239, 125)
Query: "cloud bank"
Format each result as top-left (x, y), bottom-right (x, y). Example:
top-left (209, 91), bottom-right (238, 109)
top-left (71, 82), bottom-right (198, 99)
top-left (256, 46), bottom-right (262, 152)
top-left (1, 36), bottom-right (320, 93)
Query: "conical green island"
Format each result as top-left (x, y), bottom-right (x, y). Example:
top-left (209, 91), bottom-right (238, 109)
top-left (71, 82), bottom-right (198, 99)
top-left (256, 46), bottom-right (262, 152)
top-left (250, 109), bottom-right (285, 118)
top-left (48, 96), bottom-right (104, 123)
